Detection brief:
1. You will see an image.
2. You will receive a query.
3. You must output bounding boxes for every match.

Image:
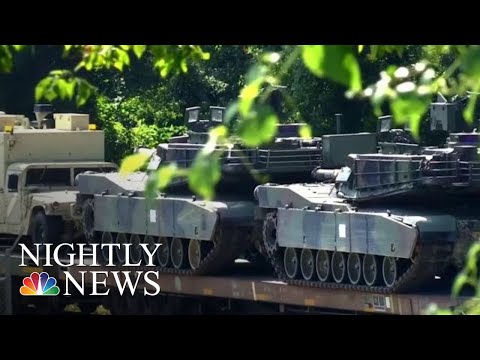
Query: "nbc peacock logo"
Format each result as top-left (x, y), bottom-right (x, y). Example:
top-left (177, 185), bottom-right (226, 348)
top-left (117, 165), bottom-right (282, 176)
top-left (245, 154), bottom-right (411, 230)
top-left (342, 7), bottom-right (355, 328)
top-left (20, 272), bottom-right (60, 296)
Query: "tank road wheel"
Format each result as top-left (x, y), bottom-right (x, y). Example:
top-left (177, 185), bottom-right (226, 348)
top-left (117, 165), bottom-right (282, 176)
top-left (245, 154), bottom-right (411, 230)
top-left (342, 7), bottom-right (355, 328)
top-left (82, 198), bottom-right (95, 243)
top-left (171, 238), bottom-right (187, 269)
top-left (115, 233), bottom-right (128, 264)
top-left (143, 235), bottom-right (156, 264)
top-left (129, 234), bottom-right (143, 264)
top-left (100, 232), bottom-right (114, 264)
top-left (331, 252), bottom-right (346, 284)
top-left (188, 239), bottom-right (202, 270)
top-left (263, 212), bottom-right (279, 255)
top-left (347, 253), bottom-right (362, 285)
top-left (382, 257), bottom-right (398, 288)
top-left (156, 237), bottom-right (170, 268)
top-left (363, 254), bottom-right (380, 287)
top-left (316, 250), bottom-right (330, 282)
top-left (300, 249), bottom-right (315, 281)
top-left (283, 247), bottom-right (299, 279)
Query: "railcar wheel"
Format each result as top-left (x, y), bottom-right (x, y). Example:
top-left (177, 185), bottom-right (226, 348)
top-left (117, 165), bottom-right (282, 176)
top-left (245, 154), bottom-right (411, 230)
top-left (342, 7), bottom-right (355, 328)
top-left (284, 247), bottom-right (299, 279)
top-left (100, 232), bottom-right (114, 264)
top-left (382, 257), bottom-right (397, 288)
top-left (331, 252), bottom-right (346, 284)
top-left (316, 250), bottom-right (331, 282)
top-left (347, 253), bottom-right (362, 285)
top-left (157, 237), bottom-right (170, 268)
top-left (188, 239), bottom-right (202, 270)
top-left (300, 249), bottom-right (315, 281)
top-left (171, 238), bottom-right (186, 269)
top-left (115, 233), bottom-right (128, 264)
top-left (129, 234), bottom-right (143, 264)
top-left (363, 254), bottom-right (380, 287)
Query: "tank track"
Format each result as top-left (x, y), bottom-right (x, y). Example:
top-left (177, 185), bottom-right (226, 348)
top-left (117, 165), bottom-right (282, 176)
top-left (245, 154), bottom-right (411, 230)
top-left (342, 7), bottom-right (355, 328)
top-left (260, 211), bottom-right (452, 294)
top-left (155, 226), bottom-right (248, 276)
top-left (99, 225), bottom-right (249, 276)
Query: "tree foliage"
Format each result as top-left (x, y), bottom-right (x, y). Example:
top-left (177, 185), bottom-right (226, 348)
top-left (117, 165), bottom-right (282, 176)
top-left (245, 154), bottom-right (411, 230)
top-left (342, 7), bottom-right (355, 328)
top-left (3, 44), bottom-right (480, 197)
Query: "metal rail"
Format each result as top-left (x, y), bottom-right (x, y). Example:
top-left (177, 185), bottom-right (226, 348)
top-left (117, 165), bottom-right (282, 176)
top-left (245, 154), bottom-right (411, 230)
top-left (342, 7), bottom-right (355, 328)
top-left (0, 252), bottom-right (465, 315)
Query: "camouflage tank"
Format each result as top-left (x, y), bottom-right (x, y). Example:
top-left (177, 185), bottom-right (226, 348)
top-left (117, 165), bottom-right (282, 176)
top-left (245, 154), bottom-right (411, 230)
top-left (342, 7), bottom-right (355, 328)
top-left (76, 101), bottom-right (379, 275)
top-left (255, 93), bottom-right (480, 293)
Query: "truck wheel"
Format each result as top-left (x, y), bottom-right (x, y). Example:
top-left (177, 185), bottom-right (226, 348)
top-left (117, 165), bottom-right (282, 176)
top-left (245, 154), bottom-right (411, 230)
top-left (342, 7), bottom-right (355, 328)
top-left (32, 211), bottom-right (61, 246)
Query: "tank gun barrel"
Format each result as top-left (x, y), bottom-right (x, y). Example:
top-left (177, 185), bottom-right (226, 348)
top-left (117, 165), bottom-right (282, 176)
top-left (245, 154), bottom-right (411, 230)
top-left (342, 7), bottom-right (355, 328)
top-left (311, 167), bottom-right (340, 182)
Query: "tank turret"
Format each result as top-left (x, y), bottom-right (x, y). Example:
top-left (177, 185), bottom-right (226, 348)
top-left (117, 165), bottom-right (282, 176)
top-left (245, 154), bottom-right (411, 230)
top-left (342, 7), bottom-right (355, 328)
top-left (152, 102), bottom-right (383, 185)
top-left (153, 104), bottom-right (327, 180)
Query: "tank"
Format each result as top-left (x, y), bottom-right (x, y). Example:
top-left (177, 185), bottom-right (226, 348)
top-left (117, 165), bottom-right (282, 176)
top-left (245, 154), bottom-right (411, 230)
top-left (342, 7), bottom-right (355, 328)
top-left (255, 93), bottom-right (480, 293)
top-left (76, 101), bottom-right (380, 275)
top-left (0, 104), bottom-right (116, 248)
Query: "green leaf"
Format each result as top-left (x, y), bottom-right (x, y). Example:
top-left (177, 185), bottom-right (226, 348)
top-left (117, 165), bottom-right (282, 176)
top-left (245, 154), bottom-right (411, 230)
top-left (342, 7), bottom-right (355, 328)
top-left (200, 51), bottom-right (210, 60)
top-left (465, 241), bottom-right (480, 275)
top-left (75, 79), bottom-right (96, 106)
top-left (119, 45), bottom-right (130, 51)
top-left (299, 124), bottom-right (312, 139)
top-left (63, 80), bottom-right (76, 99)
top-left (145, 171), bottom-right (160, 200)
top-left (180, 58), bottom-right (188, 73)
top-left (157, 163), bottom-right (178, 190)
top-left (188, 153), bottom-right (221, 200)
top-left (301, 45), bottom-right (362, 92)
top-left (390, 94), bottom-right (430, 138)
top-left (225, 101), bottom-right (239, 125)
top-left (210, 125), bottom-right (229, 138)
top-left (238, 106), bottom-right (278, 147)
top-left (433, 309), bottom-right (454, 315)
top-left (452, 272), bottom-right (468, 297)
top-left (202, 125), bottom-right (229, 154)
top-left (12, 45), bottom-right (25, 51)
top-left (358, 45), bottom-right (364, 53)
top-left (262, 52), bottom-right (281, 64)
top-left (461, 46), bottom-right (480, 78)
top-left (117, 48), bottom-right (130, 66)
top-left (133, 45), bottom-right (147, 59)
top-left (239, 81), bottom-right (261, 116)
top-left (464, 92), bottom-right (478, 123)
top-left (113, 61), bottom-right (124, 71)
top-left (56, 78), bottom-right (69, 100)
top-left (119, 153), bottom-right (151, 176)
top-left (0, 45), bottom-right (13, 73)
top-left (245, 64), bottom-right (268, 84)
top-left (35, 77), bottom-right (53, 101)
top-left (50, 69), bottom-right (68, 76)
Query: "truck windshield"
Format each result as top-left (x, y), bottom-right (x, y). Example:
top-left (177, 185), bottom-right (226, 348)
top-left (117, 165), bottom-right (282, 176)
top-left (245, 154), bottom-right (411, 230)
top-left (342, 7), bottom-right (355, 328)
top-left (26, 168), bottom-right (71, 186)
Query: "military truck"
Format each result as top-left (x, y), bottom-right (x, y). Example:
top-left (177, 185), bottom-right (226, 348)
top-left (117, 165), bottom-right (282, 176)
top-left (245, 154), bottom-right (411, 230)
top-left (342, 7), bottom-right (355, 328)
top-left (0, 104), bottom-right (116, 248)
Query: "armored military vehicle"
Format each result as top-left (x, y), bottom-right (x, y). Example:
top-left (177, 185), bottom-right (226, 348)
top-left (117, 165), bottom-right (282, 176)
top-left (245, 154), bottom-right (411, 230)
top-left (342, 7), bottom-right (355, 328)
top-left (0, 104), bottom-right (116, 248)
top-left (76, 102), bottom-right (379, 274)
top-left (255, 94), bottom-right (480, 293)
